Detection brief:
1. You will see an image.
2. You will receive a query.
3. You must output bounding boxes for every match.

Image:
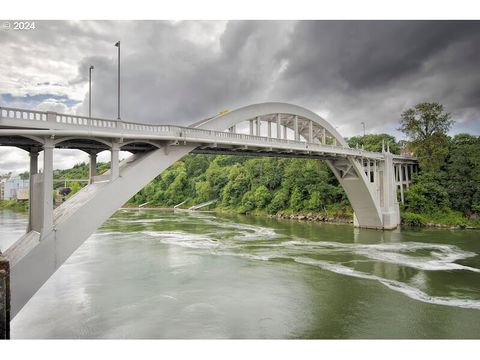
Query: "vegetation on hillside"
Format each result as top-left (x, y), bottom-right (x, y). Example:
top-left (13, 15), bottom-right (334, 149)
top-left (129, 155), bottom-right (353, 219)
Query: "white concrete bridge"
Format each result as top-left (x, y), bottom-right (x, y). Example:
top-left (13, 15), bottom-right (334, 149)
top-left (0, 102), bottom-right (416, 317)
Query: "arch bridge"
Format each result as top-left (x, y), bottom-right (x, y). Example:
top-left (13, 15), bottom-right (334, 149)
top-left (0, 102), bottom-right (417, 317)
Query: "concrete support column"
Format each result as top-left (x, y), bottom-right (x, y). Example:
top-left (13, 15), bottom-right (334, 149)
top-left (322, 128), bottom-right (326, 144)
top-left (27, 149), bottom-right (39, 232)
top-left (89, 151), bottom-right (98, 184)
top-left (308, 120), bottom-right (313, 143)
top-left (408, 164), bottom-right (413, 187)
top-left (283, 123), bottom-right (287, 139)
top-left (373, 160), bottom-right (377, 183)
top-left (267, 121), bottom-right (272, 138)
top-left (276, 114), bottom-right (281, 139)
top-left (110, 143), bottom-right (120, 181)
top-left (367, 159), bottom-right (372, 182)
top-left (294, 115), bottom-right (299, 141)
top-left (0, 255), bottom-right (9, 339)
top-left (407, 165), bottom-right (410, 182)
top-left (42, 139), bottom-right (54, 233)
top-left (249, 120), bottom-right (254, 135)
top-left (255, 117), bottom-right (261, 136)
top-left (399, 165), bottom-right (404, 204)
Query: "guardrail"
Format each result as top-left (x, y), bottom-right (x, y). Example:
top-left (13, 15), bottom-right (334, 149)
top-left (0, 106), bottom-right (416, 161)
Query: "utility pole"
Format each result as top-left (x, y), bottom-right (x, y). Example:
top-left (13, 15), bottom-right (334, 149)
top-left (114, 41), bottom-right (121, 120)
top-left (88, 65), bottom-right (94, 117)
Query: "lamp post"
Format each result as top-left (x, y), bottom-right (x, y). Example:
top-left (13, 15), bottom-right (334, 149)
top-left (114, 41), bottom-right (121, 120)
top-left (361, 122), bottom-right (366, 137)
top-left (88, 65), bottom-right (94, 117)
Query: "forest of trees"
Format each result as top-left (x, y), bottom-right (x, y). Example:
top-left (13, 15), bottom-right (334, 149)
top-left (3, 102), bottom-right (480, 227)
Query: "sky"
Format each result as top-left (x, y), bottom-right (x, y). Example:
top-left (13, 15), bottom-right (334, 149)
top-left (1, 20), bottom-right (480, 174)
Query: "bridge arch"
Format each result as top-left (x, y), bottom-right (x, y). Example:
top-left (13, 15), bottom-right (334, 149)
top-left (188, 102), bottom-right (394, 230)
top-left (191, 102), bottom-right (348, 147)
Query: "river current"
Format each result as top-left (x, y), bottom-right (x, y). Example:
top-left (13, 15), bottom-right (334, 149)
top-left (2, 209), bottom-right (480, 338)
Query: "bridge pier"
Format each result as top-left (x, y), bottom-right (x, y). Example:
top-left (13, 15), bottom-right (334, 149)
top-left (41, 139), bottom-right (54, 233)
top-left (110, 142), bottom-right (120, 180)
top-left (88, 150), bottom-right (98, 184)
top-left (380, 152), bottom-right (401, 229)
top-left (276, 114), bottom-right (281, 138)
top-left (0, 254), bottom-right (9, 340)
top-left (27, 149), bottom-right (39, 232)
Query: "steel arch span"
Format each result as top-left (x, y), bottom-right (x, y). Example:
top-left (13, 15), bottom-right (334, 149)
top-left (0, 102), bottom-right (414, 317)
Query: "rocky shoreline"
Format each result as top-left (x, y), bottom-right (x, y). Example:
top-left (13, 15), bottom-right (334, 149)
top-left (267, 211), bottom-right (353, 224)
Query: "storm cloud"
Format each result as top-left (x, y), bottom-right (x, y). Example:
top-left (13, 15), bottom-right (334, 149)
top-left (1, 20), bottom-right (480, 173)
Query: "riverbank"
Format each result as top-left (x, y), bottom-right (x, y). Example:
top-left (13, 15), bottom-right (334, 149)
top-left (0, 200), bottom-right (28, 212)
top-left (124, 205), bottom-right (480, 229)
top-left (2, 200), bottom-right (479, 229)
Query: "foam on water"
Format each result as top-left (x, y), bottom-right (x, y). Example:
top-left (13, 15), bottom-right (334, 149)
top-left (105, 214), bottom-right (480, 310)
top-left (291, 257), bottom-right (480, 310)
top-left (141, 230), bottom-right (220, 249)
top-left (115, 218), bottom-right (166, 223)
top-left (279, 240), bottom-right (480, 273)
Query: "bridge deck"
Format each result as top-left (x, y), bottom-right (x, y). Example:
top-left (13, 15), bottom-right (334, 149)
top-left (0, 106), bottom-right (415, 162)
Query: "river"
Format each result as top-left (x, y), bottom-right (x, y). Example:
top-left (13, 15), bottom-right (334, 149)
top-left (2, 208), bottom-right (480, 339)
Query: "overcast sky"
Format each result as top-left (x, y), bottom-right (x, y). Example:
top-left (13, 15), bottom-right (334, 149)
top-left (1, 20), bottom-right (480, 174)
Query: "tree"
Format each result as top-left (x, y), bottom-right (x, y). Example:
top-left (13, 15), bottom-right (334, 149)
top-left (404, 173), bottom-right (450, 213)
top-left (267, 188), bottom-right (290, 214)
top-left (290, 187), bottom-right (304, 212)
top-left (399, 102), bottom-right (454, 141)
top-left (399, 102), bottom-right (454, 172)
top-left (347, 134), bottom-right (400, 154)
top-left (444, 134), bottom-right (480, 216)
top-left (253, 185), bottom-right (271, 209)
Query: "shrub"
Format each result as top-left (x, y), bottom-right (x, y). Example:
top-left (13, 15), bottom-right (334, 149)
top-left (267, 189), bottom-right (289, 214)
top-left (401, 212), bottom-right (427, 226)
top-left (253, 185), bottom-right (271, 209)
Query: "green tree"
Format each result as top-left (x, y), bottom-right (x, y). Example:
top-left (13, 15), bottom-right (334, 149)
top-left (195, 181), bottom-right (213, 203)
top-left (399, 102), bottom-right (454, 172)
top-left (347, 134), bottom-right (400, 154)
top-left (267, 188), bottom-right (290, 214)
top-left (240, 190), bottom-right (256, 213)
top-left (404, 173), bottom-right (450, 213)
top-left (253, 185), bottom-right (272, 209)
top-left (290, 187), bottom-right (304, 212)
top-left (307, 191), bottom-right (322, 211)
top-left (444, 134), bottom-right (480, 216)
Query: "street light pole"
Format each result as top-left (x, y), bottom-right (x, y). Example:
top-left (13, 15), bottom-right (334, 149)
top-left (115, 41), bottom-right (121, 120)
top-left (88, 65), bottom-right (94, 118)
top-left (361, 122), bottom-right (365, 137)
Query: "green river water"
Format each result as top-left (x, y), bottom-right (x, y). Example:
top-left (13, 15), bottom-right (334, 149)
top-left (1, 208), bottom-right (480, 339)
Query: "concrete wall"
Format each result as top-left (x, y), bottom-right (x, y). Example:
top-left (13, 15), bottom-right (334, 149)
top-left (0, 255), bottom-right (9, 339)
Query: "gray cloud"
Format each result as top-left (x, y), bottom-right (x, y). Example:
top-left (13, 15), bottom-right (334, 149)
top-left (1, 20), bottom-right (480, 174)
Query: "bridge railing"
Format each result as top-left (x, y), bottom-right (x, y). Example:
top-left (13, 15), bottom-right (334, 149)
top-left (0, 106), bottom-right (412, 160)
top-left (1, 107), bottom-right (47, 122)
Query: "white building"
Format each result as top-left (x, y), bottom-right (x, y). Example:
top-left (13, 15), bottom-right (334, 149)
top-left (1, 177), bottom-right (29, 200)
